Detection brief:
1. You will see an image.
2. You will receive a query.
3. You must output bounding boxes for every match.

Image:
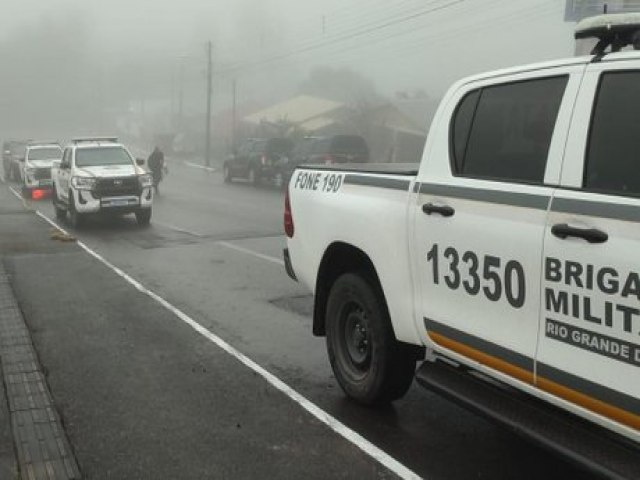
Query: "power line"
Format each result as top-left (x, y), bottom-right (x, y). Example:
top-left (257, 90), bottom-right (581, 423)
top-left (322, 0), bottom-right (560, 70)
top-left (221, 0), bottom-right (465, 74)
top-left (231, 0), bottom-right (559, 82)
top-left (224, 0), bottom-right (435, 66)
top-left (271, 0), bottom-right (441, 55)
top-left (291, 0), bottom-right (422, 39)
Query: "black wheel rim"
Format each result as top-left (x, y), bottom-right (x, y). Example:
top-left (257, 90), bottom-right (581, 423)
top-left (339, 301), bottom-right (372, 377)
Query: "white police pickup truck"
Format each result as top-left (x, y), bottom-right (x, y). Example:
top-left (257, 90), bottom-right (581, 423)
top-left (284, 15), bottom-right (640, 477)
top-left (51, 137), bottom-right (153, 227)
top-left (21, 143), bottom-right (62, 198)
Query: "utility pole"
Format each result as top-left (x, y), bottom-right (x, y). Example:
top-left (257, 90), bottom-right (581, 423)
top-left (178, 56), bottom-right (185, 128)
top-left (231, 78), bottom-right (237, 152)
top-left (205, 41), bottom-right (213, 168)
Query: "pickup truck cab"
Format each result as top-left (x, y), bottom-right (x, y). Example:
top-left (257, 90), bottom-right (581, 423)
top-left (21, 143), bottom-right (62, 198)
top-left (51, 137), bottom-right (153, 227)
top-left (285, 16), bottom-right (640, 477)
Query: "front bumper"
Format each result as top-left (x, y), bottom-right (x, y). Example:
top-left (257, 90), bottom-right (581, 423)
top-left (72, 187), bottom-right (153, 214)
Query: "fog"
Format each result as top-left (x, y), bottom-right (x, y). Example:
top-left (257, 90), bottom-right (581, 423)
top-left (0, 0), bottom-right (574, 151)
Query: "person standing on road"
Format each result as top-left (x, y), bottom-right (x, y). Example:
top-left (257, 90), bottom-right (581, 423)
top-left (148, 146), bottom-right (165, 194)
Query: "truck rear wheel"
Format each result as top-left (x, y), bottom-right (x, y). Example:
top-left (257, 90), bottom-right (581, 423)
top-left (325, 273), bottom-right (417, 405)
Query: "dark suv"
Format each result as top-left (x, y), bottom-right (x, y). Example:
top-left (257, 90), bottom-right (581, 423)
top-left (276, 136), bottom-right (322, 187)
top-left (307, 135), bottom-right (369, 165)
top-left (223, 138), bottom-right (293, 185)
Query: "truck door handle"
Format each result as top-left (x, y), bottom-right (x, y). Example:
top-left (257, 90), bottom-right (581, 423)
top-left (422, 203), bottom-right (455, 217)
top-left (551, 223), bottom-right (608, 244)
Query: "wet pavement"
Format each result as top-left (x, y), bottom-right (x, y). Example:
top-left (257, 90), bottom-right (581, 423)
top-left (0, 161), bottom-right (595, 479)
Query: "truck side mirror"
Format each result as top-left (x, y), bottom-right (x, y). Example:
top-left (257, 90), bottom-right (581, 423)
top-left (136, 158), bottom-right (145, 166)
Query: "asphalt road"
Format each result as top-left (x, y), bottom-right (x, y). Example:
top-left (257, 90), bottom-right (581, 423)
top-left (1, 160), bottom-right (595, 479)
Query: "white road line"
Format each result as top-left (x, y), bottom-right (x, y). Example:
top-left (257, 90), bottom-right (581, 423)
top-left (154, 223), bottom-right (285, 268)
top-left (29, 208), bottom-right (421, 479)
top-left (154, 221), bottom-right (205, 237)
top-left (184, 160), bottom-right (217, 173)
top-left (8, 186), bottom-right (33, 211)
top-left (217, 241), bottom-right (285, 266)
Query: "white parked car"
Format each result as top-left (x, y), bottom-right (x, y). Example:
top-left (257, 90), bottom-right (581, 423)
top-left (51, 137), bottom-right (153, 227)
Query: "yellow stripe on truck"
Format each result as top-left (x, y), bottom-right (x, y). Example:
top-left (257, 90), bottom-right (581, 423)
top-left (428, 330), bottom-right (640, 431)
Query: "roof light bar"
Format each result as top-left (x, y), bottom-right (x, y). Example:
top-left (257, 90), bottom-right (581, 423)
top-left (72, 137), bottom-right (118, 144)
top-left (575, 13), bottom-right (640, 55)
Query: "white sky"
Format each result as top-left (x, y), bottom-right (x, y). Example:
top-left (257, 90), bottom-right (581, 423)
top-left (1, 0), bottom-right (576, 104)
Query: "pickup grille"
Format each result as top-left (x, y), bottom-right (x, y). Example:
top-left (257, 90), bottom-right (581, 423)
top-left (93, 176), bottom-right (140, 198)
top-left (34, 168), bottom-right (51, 180)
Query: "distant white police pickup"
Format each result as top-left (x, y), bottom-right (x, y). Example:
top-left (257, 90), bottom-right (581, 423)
top-left (51, 137), bottom-right (153, 227)
top-left (284, 14), bottom-right (640, 477)
top-left (21, 143), bottom-right (62, 197)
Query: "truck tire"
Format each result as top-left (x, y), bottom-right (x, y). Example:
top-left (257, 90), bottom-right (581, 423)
top-left (223, 164), bottom-right (232, 183)
top-left (135, 208), bottom-right (152, 226)
top-left (52, 186), bottom-right (66, 220)
top-left (326, 273), bottom-right (416, 405)
top-left (68, 193), bottom-right (84, 229)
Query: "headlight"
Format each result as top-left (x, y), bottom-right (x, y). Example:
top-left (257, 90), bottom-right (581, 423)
top-left (71, 176), bottom-right (96, 190)
top-left (139, 173), bottom-right (153, 188)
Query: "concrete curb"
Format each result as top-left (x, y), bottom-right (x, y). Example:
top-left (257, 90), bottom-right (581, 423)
top-left (0, 265), bottom-right (81, 480)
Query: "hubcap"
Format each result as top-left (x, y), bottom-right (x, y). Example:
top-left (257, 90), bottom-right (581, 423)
top-left (343, 306), bottom-right (371, 370)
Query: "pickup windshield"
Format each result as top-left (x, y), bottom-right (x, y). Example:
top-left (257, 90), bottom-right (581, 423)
top-left (75, 147), bottom-right (133, 167)
top-left (28, 147), bottom-right (62, 161)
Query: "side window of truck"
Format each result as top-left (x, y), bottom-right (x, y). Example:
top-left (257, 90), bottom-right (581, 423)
top-left (451, 76), bottom-right (568, 184)
top-left (584, 71), bottom-right (640, 196)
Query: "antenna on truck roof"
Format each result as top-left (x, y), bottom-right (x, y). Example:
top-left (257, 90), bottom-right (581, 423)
top-left (575, 13), bottom-right (640, 58)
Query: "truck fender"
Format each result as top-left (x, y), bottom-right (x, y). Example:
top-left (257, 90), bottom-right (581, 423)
top-left (314, 242), bottom-right (380, 336)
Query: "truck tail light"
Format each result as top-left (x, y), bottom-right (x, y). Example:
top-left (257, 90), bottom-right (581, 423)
top-left (32, 189), bottom-right (46, 200)
top-left (284, 189), bottom-right (294, 238)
